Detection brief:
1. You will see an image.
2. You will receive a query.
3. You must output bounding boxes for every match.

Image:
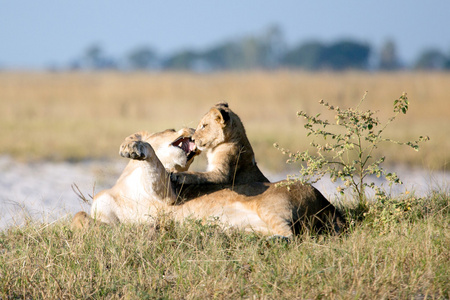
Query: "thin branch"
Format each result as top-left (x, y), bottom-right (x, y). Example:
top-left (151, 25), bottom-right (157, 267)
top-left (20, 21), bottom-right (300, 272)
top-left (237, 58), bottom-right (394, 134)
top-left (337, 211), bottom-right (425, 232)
top-left (71, 183), bottom-right (93, 205)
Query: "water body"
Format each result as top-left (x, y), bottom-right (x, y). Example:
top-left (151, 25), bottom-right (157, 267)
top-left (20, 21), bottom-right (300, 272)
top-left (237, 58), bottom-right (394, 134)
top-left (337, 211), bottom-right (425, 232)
top-left (0, 156), bottom-right (448, 230)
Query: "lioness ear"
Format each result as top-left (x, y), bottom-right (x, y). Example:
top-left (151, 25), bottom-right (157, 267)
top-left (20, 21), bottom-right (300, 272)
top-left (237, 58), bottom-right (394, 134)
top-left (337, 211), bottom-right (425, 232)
top-left (212, 107), bottom-right (230, 125)
top-left (215, 101), bottom-right (229, 108)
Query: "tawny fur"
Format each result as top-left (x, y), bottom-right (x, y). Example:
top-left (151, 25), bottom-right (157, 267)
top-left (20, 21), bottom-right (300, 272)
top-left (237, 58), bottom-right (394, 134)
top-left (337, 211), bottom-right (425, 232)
top-left (171, 102), bottom-right (269, 186)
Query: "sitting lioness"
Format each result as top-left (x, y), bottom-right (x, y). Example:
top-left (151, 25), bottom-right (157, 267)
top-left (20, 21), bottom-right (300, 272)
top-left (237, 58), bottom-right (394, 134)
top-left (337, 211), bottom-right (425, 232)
top-left (72, 128), bottom-right (344, 237)
top-left (171, 102), bottom-right (269, 186)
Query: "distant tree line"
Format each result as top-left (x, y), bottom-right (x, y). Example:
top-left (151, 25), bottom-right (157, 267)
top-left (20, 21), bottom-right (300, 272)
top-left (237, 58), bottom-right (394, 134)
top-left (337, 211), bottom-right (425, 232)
top-left (66, 25), bottom-right (450, 72)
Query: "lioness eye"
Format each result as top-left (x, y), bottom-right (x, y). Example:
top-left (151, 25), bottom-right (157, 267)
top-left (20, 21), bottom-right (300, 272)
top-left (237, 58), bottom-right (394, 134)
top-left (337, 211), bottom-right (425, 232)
top-left (201, 123), bottom-right (208, 129)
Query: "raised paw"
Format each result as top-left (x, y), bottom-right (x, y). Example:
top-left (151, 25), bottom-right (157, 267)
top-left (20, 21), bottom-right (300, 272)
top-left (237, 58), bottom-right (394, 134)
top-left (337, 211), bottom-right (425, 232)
top-left (119, 140), bottom-right (151, 160)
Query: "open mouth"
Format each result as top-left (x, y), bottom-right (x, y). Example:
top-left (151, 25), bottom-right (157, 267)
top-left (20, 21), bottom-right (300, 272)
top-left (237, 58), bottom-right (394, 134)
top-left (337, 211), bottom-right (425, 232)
top-left (171, 136), bottom-right (199, 161)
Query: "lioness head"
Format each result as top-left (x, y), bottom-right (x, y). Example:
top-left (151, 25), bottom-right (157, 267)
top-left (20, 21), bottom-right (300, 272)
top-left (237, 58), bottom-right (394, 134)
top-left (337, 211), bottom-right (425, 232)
top-left (193, 102), bottom-right (244, 151)
top-left (150, 128), bottom-right (200, 172)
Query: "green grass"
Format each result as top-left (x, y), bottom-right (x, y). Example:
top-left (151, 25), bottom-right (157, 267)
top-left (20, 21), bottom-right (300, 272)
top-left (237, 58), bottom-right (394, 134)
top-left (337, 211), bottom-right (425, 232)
top-left (1, 192), bottom-right (449, 299)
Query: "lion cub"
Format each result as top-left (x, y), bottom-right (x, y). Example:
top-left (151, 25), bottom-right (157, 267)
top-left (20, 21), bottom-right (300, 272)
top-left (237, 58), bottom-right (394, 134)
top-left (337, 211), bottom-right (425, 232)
top-left (172, 102), bottom-right (269, 186)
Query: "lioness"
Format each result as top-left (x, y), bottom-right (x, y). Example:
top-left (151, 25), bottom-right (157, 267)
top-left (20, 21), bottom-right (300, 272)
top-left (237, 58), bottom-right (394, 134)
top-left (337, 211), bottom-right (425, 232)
top-left (72, 129), bottom-right (344, 237)
top-left (171, 102), bottom-right (269, 186)
top-left (72, 128), bottom-right (199, 227)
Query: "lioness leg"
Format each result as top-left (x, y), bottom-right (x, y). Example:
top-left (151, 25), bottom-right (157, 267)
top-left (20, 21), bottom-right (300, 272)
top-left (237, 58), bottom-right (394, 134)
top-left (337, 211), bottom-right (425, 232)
top-left (119, 133), bottom-right (177, 205)
top-left (71, 211), bottom-right (111, 230)
top-left (71, 211), bottom-right (94, 230)
top-left (255, 197), bottom-right (294, 238)
top-left (120, 132), bottom-right (153, 160)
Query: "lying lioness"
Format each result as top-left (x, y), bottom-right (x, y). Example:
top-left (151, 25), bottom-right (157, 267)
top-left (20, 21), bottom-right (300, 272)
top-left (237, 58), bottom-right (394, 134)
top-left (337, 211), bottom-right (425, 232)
top-left (72, 128), bottom-right (344, 237)
top-left (72, 128), bottom-right (199, 228)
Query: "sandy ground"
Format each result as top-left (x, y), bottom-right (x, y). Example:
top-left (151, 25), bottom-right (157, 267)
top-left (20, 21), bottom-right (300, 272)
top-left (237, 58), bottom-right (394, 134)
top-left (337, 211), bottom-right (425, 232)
top-left (0, 156), bottom-right (448, 230)
top-left (0, 156), bottom-right (126, 230)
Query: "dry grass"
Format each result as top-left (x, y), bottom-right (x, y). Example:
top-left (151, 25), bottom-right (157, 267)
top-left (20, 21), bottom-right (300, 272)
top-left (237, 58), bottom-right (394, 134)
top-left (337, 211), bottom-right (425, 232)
top-left (1, 71), bottom-right (449, 172)
top-left (0, 192), bottom-right (449, 299)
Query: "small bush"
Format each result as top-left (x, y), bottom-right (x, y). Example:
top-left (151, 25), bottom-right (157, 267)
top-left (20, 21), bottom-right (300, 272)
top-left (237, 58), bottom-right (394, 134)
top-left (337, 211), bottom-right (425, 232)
top-left (275, 92), bottom-right (429, 217)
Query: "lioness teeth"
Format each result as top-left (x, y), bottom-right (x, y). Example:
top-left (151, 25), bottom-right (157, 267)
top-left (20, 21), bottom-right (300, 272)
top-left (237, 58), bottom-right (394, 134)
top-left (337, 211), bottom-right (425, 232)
top-left (172, 137), bottom-right (196, 155)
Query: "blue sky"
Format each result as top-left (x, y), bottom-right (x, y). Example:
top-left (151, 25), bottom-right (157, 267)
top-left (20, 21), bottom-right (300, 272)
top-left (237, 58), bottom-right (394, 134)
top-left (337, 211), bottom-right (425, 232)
top-left (1, 0), bottom-right (449, 69)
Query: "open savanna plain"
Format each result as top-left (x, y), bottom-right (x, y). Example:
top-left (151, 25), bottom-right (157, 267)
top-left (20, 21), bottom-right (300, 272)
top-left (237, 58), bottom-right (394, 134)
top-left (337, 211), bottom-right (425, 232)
top-left (0, 71), bottom-right (449, 298)
top-left (0, 71), bottom-right (449, 171)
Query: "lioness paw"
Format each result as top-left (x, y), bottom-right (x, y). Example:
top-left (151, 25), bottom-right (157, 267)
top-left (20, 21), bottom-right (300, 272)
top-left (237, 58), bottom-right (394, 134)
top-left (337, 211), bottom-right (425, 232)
top-left (170, 172), bottom-right (194, 185)
top-left (120, 141), bottom-right (151, 160)
top-left (170, 172), bottom-right (182, 184)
